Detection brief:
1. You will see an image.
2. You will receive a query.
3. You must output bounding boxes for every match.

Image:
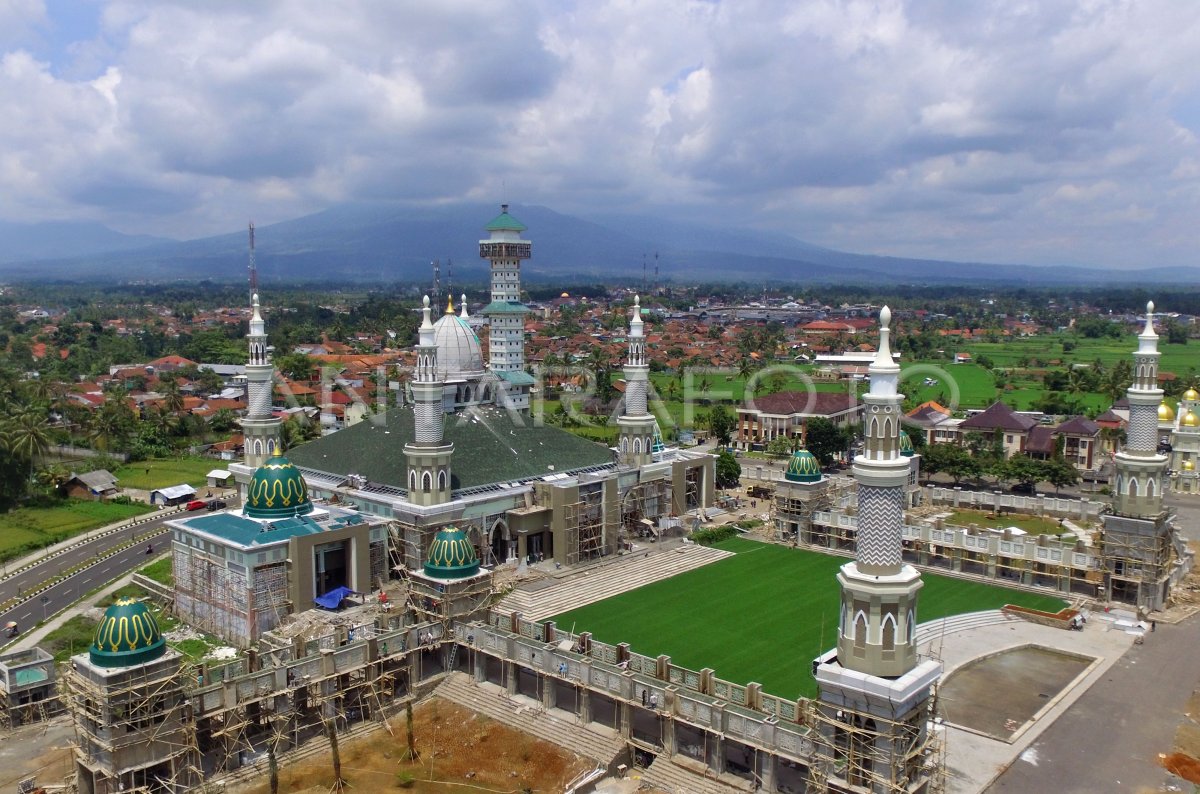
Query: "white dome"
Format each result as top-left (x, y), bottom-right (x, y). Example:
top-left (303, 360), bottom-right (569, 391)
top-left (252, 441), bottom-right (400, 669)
top-left (433, 313), bottom-right (484, 381)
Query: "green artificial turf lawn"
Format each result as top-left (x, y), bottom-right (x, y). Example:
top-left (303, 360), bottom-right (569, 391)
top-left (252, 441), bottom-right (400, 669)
top-left (549, 537), bottom-right (1067, 700)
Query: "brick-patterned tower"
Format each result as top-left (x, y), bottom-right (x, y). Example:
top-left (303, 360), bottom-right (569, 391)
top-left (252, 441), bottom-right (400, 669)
top-left (813, 307), bottom-right (942, 793)
top-left (1112, 301), bottom-right (1169, 518)
top-left (618, 296), bottom-right (656, 467)
top-left (405, 296), bottom-right (453, 506)
top-left (241, 293), bottom-right (281, 467)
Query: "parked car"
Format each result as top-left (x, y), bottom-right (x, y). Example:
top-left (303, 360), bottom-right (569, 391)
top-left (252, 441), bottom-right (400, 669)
top-left (206, 499), bottom-right (228, 511)
top-left (185, 499), bottom-right (208, 511)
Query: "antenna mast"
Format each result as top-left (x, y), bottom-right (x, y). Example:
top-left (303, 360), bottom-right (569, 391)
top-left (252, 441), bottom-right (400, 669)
top-left (654, 251), bottom-right (659, 291)
top-left (248, 222), bottom-right (257, 305)
top-left (446, 258), bottom-right (453, 298)
top-left (432, 259), bottom-right (441, 307)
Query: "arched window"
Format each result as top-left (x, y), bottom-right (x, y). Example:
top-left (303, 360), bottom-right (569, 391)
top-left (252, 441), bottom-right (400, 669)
top-left (408, 471), bottom-right (416, 491)
top-left (422, 472), bottom-right (432, 492)
top-left (881, 613), bottom-right (897, 651)
top-left (1147, 477), bottom-right (1157, 497)
top-left (437, 470), bottom-right (448, 491)
top-left (634, 438), bottom-right (642, 454)
top-left (907, 609), bottom-right (916, 643)
top-left (853, 611), bottom-right (868, 648)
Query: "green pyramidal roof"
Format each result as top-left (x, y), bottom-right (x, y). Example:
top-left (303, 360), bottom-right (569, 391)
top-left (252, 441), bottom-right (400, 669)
top-left (485, 205), bottom-right (527, 232)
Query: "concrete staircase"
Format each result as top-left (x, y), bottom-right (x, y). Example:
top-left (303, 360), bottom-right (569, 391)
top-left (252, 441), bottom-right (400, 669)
top-left (433, 672), bottom-right (625, 767)
top-left (501, 544), bottom-right (734, 621)
top-left (913, 609), bottom-right (1016, 649)
top-left (639, 755), bottom-right (755, 794)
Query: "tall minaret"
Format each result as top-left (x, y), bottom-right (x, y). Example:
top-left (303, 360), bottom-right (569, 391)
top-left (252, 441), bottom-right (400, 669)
top-left (480, 204), bottom-right (532, 411)
top-left (835, 306), bottom-right (923, 676)
top-left (405, 296), bottom-right (453, 506)
top-left (618, 296), bottom-right (656, 467)
top-left (241, 293), bottom-right (281, 468)
top-left (1112, 301), bottom-right (1169, 518)
top-left (813, 307), bottom-right (942, 794)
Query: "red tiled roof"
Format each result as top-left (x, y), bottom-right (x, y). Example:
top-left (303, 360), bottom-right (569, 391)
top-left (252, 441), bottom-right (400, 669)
top-left (742, 391), bottom-right (860, 417)
top-left (960, 402), bottom-right (1036, 432)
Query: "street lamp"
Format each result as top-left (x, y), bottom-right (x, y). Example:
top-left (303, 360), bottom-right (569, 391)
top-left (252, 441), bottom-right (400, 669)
top-left (40, 594), bottom-right (49, 623)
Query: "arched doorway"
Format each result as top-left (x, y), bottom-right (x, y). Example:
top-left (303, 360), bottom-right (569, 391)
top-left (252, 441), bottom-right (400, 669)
top-left (489, 520), bottom-right (512, 564)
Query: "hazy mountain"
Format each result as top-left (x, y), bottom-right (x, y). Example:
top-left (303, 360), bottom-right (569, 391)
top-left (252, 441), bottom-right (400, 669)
top-left (0, 220), bottom-right (168, 264)
top-left (0, 203), bottom-right (1197, 287)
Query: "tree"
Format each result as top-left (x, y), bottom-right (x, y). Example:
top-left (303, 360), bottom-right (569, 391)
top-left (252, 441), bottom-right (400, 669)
top-left (275, 352), bottom-right (316, 382)
top-left (919, 443), bottom-right (980, 485)
top-left (766, 435), bottom-right (796, 456)
top-left (804, 417), bottom-right (851, 466)
top-left (1166, 321), bottom-right (1189, 346)
top-left (997, 455), bottom-right (1045, 492)
top-left (1044, 457), bottom-right (1080, 494)
top-left (715, 450), bottom-right (741, 489)
top-left (707, 404), bottom-right (736, 447)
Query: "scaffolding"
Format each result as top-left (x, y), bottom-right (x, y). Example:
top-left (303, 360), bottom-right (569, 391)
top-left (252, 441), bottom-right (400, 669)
top-left (619, 476), bottom-right (671, 548)
top-left (805, 681), bottom-right (945, 794)
top-left (564, 486), bottom-right (606, 566)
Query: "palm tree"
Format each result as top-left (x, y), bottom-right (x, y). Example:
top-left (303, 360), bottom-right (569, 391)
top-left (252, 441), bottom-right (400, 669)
top-left (160, 379), bottom-right (185, 414)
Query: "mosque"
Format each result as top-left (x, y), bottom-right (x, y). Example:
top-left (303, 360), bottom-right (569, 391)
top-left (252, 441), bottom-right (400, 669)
top-left (166, 205), bottom-right (715, 648)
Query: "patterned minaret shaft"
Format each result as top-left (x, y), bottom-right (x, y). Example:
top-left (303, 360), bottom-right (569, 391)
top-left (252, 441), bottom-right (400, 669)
top-left (413, 297), bottom-right (443, 445)
top-left (1113, 301), bottom-right (1168, 518)
top-left (854, 306), bottom-right (905, 574)
top-left (618, 296), bottom-right (656, 467)
top-left (405, 296), bottom-right (453, 505)
top-left (241, 293), bottom-right (281, 468)
top-left (835, 306), bottom-right (923, 677)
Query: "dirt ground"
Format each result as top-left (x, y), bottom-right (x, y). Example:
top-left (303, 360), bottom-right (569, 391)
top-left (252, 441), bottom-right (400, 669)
top-left (237, 698), bottom-right (592, 794)
top-left (0, 716), bottom-right (76, 792)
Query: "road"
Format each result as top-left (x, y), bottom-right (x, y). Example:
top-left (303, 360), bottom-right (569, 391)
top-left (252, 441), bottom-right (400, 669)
top-left (986, 612), bottom-right (1200, 793)
top-left (0, 496), bottom-right (238, 638)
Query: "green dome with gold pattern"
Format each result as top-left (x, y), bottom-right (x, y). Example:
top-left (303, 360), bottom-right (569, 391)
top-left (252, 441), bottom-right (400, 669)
top-left (90, 597), bottom-right (166, 668)
top-left (784, 449), bottom-right (822, 483)
top-left (900, 429), bottom-right (915, 457)
top-left (246, 448), bottom-right (313, 519)
top-left (424, 527), bottom-right (480, 579)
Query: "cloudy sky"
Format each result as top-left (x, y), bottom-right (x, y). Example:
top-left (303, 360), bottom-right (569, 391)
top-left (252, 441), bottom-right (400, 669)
top-left (2, 0), bottom-right (1199, 269)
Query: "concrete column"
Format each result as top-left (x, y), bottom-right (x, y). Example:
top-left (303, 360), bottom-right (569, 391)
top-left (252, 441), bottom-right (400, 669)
top-left (542, 673), bottom-right (555, 710)
top-left (662, 713), bottom-right (676, 754)
top-left (579, 687), bottom-right (592, 724)
top-left (619, 701), bottom-right (632, 739)
top-left (505, 661), bottom-right (518, 695)
top-left (517, 533), bottom-right (528, 563)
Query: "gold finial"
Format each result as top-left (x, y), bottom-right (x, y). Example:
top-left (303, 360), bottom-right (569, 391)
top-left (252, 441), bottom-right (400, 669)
top-left (446, 294), bottom-right (455, 314)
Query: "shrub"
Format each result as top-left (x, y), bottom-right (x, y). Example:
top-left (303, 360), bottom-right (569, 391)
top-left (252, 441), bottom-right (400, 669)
top-left (691, 525), bottom-right (738, 546)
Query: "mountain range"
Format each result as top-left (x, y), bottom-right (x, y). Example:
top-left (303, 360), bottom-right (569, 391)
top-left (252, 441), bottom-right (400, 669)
top-left (0, 203), bottom-right (1196, 287)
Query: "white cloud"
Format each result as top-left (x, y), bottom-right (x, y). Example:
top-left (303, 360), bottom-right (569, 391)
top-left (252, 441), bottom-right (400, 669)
top-left (0, 0), bottom-right (1197, 268)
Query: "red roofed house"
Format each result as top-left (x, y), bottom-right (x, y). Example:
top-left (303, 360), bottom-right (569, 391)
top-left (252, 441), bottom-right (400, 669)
top-left (735, 391), bottom-right (863, 451)
top-left (959, 402), bottom-right (1037, 456)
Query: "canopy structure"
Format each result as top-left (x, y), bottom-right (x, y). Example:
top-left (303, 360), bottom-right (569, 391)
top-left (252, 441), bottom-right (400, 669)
top-left (314, 585), bottom-right (357, 610)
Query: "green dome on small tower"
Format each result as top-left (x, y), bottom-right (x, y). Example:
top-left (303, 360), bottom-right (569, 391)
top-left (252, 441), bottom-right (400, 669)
top-left (651, 421), bottom-right (666, 454)
top-left (90, 598), bottom-right (166, 668)
top-left (899, 429), bottom-right (915, 457)
top-left (785, 449), bottom-right (822, 483)
top-left (245, 448), bottom-right (314, 519)
top-left (424, 527), bottom-right (480, 579)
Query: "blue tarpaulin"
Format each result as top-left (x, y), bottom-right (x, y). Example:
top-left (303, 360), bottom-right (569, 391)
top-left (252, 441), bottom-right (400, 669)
top-left (314, 586), bottom-right (356, 610)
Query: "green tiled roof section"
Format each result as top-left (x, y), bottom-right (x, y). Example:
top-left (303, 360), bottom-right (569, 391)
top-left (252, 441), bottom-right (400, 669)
top-left (480, 301), bottom-right (529, 315)
top-left (186, 512), bottom-right (325, 546)
top-left (287, 406), bottom-right (615, 491)
top-left (486, 210), bottom-right (527, 232)
top-left (496, 370), bottom-right (536, 386)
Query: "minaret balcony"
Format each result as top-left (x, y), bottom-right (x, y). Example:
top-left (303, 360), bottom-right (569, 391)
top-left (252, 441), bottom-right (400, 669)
top-left (479, 241), bottom-right (531, 259)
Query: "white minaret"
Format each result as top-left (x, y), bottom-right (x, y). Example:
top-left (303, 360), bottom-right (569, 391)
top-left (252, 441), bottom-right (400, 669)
top-left (618, 296), bottom-right (656, 467)
top-left (833, 306), bottom-right (924, 676)
top-left (480, 205), bottom-right (532, 410)
top-left (405, 296), bottom-right (453, 506)
top-left (241, 293), bottom-right (281, 468)
top-left (1112, 301), bottom-right (1169, 518)
top-left (813, 307), bottom-right (942, 793)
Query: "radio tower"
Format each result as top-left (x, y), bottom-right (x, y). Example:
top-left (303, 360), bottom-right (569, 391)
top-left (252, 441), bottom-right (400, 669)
top-left (247, 222), bottom-right (257, 307)
top-left (432, 259), bottom-right (441, 306)
top-left (654, 251), bottom-right (659, 292)
top-left (446, 258), bottom-right (453, 298)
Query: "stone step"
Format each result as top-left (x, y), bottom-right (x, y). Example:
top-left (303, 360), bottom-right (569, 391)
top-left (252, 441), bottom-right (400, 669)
top-left (640, 755), bottom-right (754, 794)
top-left (914, 609), bottom-right (1013, 646)
top-left (433, 672), bottom-right (624, 766)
